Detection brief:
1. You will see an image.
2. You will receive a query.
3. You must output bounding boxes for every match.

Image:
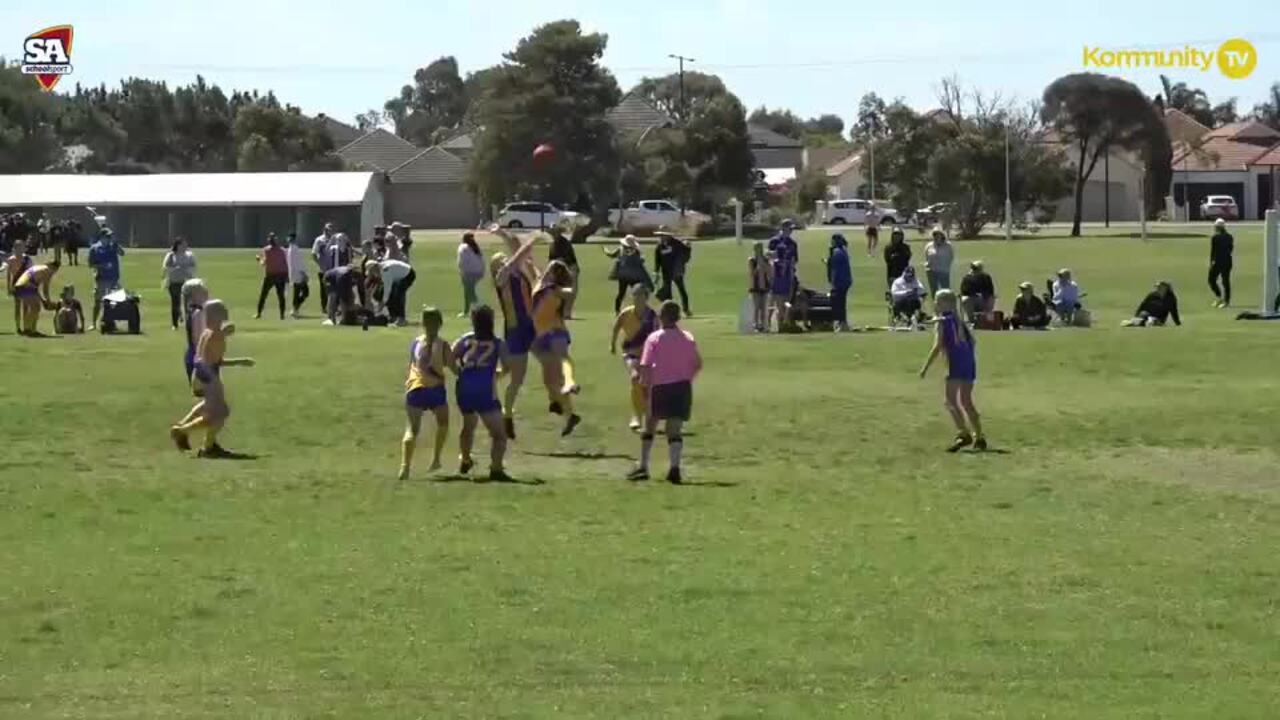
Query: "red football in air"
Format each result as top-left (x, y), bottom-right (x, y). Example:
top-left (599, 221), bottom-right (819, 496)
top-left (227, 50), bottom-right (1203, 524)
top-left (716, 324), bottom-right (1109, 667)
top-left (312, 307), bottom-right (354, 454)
top-left (532, 143), bottom-right (556, 165)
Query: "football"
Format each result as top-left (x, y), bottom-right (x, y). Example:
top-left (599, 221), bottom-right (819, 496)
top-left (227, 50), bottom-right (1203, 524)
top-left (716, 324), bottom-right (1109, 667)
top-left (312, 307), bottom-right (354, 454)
top-left (532, 143), bottom-right (555, 166)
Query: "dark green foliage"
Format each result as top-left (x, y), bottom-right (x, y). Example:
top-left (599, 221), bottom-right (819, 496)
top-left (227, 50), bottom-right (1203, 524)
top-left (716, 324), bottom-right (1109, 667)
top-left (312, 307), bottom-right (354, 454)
top-left (383, 56), bottom-right (468, 146)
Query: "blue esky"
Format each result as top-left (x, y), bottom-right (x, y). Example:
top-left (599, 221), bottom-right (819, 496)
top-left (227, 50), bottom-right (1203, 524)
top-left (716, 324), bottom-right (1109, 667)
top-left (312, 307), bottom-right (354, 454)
top-left (6, 0), bottom-right (1277, 129)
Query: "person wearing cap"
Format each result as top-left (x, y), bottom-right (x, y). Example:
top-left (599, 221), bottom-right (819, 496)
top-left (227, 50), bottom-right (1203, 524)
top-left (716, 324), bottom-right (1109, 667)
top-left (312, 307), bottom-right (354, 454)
top-left (923, 227), bottom-right (954, 295)
top-left (654, 228), bottom-right (692, 316)
top-left (87, 225), bottom-right (125, 331)
top-left (1125, 281), bottom-right (1181, 327)
top-left (1009, 281), bottom-right (1049, 330)
top-left (1051, 268), bottom-right (1081, 324)
top-left (883, 227), bottom-right (912, 288)
top-left (386, 221), bottom-right (411, 261)
top-left (959, 260), bottom-right (995, 323)
top-left (605, 235), bottom-right (653, 313)
top-left (825, 234), bottom-right (852, 331)
top-left (1209, 218), bottom-right (1234, 307)
top-left (889, 266), bottom-right (928, 326)
top-left (767, 220), bottom-right (799, 328)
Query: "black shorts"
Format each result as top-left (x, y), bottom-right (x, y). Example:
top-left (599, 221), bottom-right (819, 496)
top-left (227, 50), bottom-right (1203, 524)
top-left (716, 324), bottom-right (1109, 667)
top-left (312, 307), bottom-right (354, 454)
top-left (650, 381), bottom-right (692, 421)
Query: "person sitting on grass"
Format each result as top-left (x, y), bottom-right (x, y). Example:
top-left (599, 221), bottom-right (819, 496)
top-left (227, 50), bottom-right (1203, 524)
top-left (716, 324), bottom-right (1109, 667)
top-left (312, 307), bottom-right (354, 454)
top-left (919, 289), bottom-right (986, 453)
top-left (54, 285), bottom-right (85, 335)
top-left (889, 266), bottom-right (928, 327)
top-left (628, 300), bottom-right (703, 485)
top-left (1123, 281), bottom-right (1181, 327)
top-left (959, 260), bottom-right (996, 323)
top-left (1009, 281), bottom-right (1049, 330)
top-left (1050, 268), bottom-right (1082, 325)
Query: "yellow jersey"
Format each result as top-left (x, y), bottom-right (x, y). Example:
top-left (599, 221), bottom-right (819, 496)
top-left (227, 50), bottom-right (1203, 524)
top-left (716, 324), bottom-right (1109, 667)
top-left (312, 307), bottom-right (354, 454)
top-left (405, 335), bottom-right (448, 391)
top-left (616, 304), bottom-right (657, 356)
top-left (531, 286), bottom-right (566, 336)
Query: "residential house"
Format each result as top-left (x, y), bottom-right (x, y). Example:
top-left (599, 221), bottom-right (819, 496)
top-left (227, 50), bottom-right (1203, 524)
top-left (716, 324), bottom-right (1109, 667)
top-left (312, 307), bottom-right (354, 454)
top-left (1171, 119), bottom-right (1280, 220)
top-left (748, 124), bottom-right (803, 184)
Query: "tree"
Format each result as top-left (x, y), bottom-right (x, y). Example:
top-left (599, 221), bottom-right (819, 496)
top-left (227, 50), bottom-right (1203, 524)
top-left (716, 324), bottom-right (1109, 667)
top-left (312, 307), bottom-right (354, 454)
top-left (383, 56), bottom-right (468, 146)
top-left (632, 71), bottom-right (754, 208)
top-left (1157, 75), bottom-right (1214, 127)
top-left (804, 114), bottom-right (844, 136)
top-left (1042, 73), bottom-right (1168, 236)
top-left (233, 101), bottom-right (339, 171)
top-left (1211, 98), bottom-right (1239, 127)
top-left (355, 109), bottom-right (385, 131)
top-left (0, 63), bottom-right (66, 173)
top-left (468, 20), bottom-right (622, 237)
top-left (748, 106), bottom-right (803, 139)
top-left (1252, 82), bottom-right (1280, 130)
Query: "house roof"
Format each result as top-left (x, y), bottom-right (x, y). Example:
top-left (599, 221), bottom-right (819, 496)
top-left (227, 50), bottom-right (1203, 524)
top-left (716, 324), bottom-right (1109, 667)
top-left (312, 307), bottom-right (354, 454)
top-left (333, 129), bottom-right (420, 172)
top-left (387, 146), bottom-right (468, 184)
top-left (748, 123), bottom-right (803, 148)
top-left (1173, 136), bottom-right (1273, 171)
top-left (439, 130), bottom-right (474, 152)
top-left (1163, 108), bottom-right (1211, 144)
top-left (607, 92), bottom-right (673, 134)
top-left (316, 114), bottom-right (364, 148)
top-left (825, 150), bottom-right (863, 177)
top-left (1241, 141), bottom-right (1280, 167)
top-left (1205, 120), bottom-right (1280, 143)
top-left (0, 172), bottom-right (378, 207)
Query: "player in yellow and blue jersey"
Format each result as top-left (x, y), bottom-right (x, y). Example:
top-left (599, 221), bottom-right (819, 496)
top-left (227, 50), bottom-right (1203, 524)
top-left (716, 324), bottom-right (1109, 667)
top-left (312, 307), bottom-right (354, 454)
top-left (531, 259), bottom-right (582, 436)
top-left (488, 225), bottom-right (540, 441)
top-left (609, 283), bottom-right (658, 430)
top-left (399, 306), bottom-right (451, 479)
top-left (450, 304), bottom-right (511, 482)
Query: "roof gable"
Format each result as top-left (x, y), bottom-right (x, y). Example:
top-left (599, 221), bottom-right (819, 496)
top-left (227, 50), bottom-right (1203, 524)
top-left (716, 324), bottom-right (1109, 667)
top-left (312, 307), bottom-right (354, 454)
top-left (825, 150), bottom-right (862, 177)
top-left (387, 146), bottom-right (467, 184)
top-left (748, 123), bottom-right (803, 148)
top-left (334, 129), bottom-right (420, 172)
top-left (1173, 136), bottom-right (1273, 171)
top-left (607, 92), bottom-right (673, 134)
top-left (1206, 120), bottom-right (1280, 143)
top-left (316, 114), bottom-right (363, 148)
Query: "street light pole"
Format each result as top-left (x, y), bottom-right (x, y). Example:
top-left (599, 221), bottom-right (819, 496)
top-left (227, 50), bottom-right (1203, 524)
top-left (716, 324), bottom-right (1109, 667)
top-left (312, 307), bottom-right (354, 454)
top-left (1004, 124), bottom-right (1012, 242)
top-left (668, 54), bottom-right (696, 120)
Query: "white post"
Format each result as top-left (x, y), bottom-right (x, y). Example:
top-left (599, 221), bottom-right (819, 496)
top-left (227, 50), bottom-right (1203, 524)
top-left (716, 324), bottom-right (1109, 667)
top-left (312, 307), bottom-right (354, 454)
top-left (1264, 209), bottom-right (1278, 314)
top-left (1139, 172), bottom-right (1148, 242)
top-left (733, 199), bottom-right (743, 244)
top-left (1004, 125), bottom-right (1012, 242)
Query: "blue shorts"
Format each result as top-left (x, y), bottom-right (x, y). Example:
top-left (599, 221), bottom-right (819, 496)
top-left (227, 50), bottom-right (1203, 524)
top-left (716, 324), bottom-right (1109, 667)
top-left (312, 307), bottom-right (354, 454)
top-left (456, 382), bottom-right (501, 416)
top-left (13, 285), bottom-right (39, 299)
top-left (771, 278), bottom-right (793, 298)
top-left (184, 348), bottom-right (196, 382)
top-left (504, 323), bottom-right (536, 356)
top-left (947, 360), bottom-right (977, 384)
top-left (406, 385), bottom-right (447, 411)
top-left (534, 328), bottom-right (570, 353)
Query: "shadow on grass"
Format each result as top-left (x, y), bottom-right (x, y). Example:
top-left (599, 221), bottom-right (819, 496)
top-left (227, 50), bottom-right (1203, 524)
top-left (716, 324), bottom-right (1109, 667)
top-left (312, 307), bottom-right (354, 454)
top-left (521, 450), bottom-right (630, 461)
top-left (196, 451), bottom-right (260, 461)
top-left (678, 480), bottom-right (739, 488)
top-left (431, 474), bottom-right (546, 486)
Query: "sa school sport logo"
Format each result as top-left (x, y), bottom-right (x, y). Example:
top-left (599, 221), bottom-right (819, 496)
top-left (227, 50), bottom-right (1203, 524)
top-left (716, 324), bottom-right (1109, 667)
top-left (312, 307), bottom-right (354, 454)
top-left (21, 25), bottom-right (74, 92)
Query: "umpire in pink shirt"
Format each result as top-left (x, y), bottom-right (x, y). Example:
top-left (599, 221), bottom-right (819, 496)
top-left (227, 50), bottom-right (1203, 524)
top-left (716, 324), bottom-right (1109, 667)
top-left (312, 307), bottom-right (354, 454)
top-left (628, 300), bottom-right (702, 485)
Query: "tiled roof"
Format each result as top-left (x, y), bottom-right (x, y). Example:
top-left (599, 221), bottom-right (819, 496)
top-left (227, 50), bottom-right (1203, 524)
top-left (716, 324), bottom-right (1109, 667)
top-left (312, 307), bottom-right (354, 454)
top-left (748, 123), bottom-right (803, 148)
top-left (607, 92), bottom-right (673, 134)
top-left (825, 150), bottom-right (863, 177)
top-left (1163, 108), bottom-right (1211, 144)
top-left (439, 130), bottom-right (474, 151)
top-left (1172, 136), bottom-right (1272, 171)
top-left (316, 114), bottom-right (363, 148)
top-left (1245, 141), bottom-right (1280, 167)
top-left (333, 129), bottom-right (420, 172)
top-left (1205, 120), bottom-right (1280, 142)
top-left (387, 146), bottom-right (467, 184)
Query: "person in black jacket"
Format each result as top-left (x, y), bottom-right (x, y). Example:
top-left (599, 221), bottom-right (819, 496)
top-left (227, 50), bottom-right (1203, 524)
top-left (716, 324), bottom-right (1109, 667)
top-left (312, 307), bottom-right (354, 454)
top-left (882, 227), bottom-right (911, 287)
top-left (1009, 282), bottom-right (1049, 329)
top-left (654, 228), bottom-right (692, 316)
top-left (1124, 281), bottom-right (1181, 327)
top-left (959, 260), bottom-right (996, 321)
top-left (548, 225), bottom-right (580, 318)
top-left (1208, 218), bottom-right (1234, 307)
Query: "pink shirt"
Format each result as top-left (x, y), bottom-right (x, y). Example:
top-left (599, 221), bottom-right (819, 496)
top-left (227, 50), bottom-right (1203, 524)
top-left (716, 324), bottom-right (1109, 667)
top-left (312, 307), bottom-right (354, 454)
top-left (640, 327), bottom-right (702, 387)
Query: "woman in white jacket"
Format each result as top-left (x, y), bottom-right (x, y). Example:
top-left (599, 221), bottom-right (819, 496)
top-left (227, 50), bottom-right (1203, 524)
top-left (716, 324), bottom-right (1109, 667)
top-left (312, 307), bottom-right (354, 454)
top-left (161, 237), bottom-right (197, 330)
top-left (456, 232), bottom-right (486, 317)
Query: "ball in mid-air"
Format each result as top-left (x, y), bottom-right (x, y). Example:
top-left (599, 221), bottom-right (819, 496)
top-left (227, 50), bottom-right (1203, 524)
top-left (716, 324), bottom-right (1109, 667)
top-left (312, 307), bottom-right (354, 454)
top-left (532, 143), bottom-right (556, 167)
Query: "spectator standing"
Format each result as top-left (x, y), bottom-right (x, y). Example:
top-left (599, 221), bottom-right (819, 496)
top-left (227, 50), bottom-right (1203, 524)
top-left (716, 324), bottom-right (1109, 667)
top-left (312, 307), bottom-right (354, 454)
top-left (87, 227), bottom-right (125, 331)
top-left (312, 222), bottom-right (336, 310)
top-left (923, 227), bottom-right (954, 295)
top-left (161, 237), bottom-right (197, 330)
top-left (388, 221), bottom-right (412, 261)
top-left (865, 204), bottom-right (881, 256)
top-left (457, 232), bottom-right (486, 317)
top-left (606, 236), bottom-right (654, 313)
top-left (6, 240), bottom-right (32, 334)
top-left (883, 227), bottom-right (912, 288)
top-left (285, 232), bottom-right (310, 318)
top-left (548, 226), bottom-right (580, 318)
top-left (63, 220), bottom-right (82, 266)
top-left (655, 229), bottom-right (692, 316)
top-left (49, 220), bottom-right (64, 265)
top-left (255, 233), bottom-right (289, 320)
top-left (826, 233), bottom-right (852, 331)
top-left (1208, 218), bottom-right (1234, 307)
top-left (767, 220), bottom-right (799, 329)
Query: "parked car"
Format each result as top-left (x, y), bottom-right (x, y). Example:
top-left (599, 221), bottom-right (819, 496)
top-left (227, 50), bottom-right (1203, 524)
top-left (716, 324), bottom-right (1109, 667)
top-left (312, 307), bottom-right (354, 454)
top-left (496, 202), bottom-right (583, 229)
top-left (913, 202), bottom-right (957, 228)
top-left (824, 199), bottom-right (899, 225)
top-left (1200, 195), bottom-right (1239, 221)
top-left (609, 199), bottom-right (709, 229)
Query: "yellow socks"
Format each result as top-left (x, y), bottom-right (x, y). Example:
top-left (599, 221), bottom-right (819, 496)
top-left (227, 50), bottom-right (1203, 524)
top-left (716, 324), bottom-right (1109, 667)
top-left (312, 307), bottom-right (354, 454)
top-left (561, 358), bottom-right (578, 392)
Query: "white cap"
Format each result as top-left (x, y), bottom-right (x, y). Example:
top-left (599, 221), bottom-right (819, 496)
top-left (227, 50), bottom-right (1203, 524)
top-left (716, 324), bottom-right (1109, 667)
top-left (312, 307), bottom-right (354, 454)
top-left (1214, 218), bottom-right (1226, 227)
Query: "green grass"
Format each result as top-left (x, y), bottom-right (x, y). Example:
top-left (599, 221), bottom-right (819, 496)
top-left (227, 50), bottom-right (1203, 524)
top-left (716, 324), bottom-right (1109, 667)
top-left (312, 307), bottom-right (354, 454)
top-left (3, 227), bottom-right (1280, 718)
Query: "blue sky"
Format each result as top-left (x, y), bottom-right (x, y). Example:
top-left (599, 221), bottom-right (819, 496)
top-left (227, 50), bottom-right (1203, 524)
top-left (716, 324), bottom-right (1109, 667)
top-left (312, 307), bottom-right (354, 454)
top-left (7, 0), bottom-right (1277, 129)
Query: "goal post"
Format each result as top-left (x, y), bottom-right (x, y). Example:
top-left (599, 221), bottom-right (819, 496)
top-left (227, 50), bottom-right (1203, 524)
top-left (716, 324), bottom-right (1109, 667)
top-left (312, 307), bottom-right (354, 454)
top-left (1264, 209), bottom-right (1278, 313)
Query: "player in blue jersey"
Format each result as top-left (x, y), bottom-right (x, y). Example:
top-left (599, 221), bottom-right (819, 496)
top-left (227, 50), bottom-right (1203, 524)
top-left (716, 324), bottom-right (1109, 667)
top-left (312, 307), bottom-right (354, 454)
top-left (919, 289), bottom-right (986, 452)
top-left (450, 304), bottom-right (512, 482)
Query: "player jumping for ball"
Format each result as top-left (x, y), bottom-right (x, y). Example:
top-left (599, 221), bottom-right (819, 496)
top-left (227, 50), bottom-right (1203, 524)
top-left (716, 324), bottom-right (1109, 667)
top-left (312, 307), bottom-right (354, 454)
top-left (919, 289), bottom-right (987, 452)
top-left (488, 225), bottom-right (539, 440)
top-left (531, 259), bottom-right (582, 436)
top-left (399, 306), bottom-right (451, 479)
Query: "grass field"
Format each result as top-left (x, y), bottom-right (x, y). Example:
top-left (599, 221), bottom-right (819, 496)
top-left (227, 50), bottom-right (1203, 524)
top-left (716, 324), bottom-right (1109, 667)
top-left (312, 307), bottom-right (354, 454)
top-left (3, 226), bottom-right (1280, 718)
